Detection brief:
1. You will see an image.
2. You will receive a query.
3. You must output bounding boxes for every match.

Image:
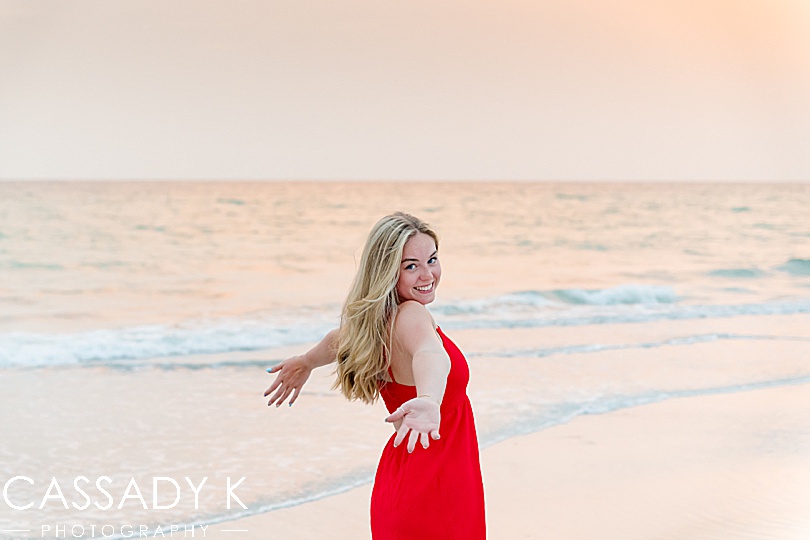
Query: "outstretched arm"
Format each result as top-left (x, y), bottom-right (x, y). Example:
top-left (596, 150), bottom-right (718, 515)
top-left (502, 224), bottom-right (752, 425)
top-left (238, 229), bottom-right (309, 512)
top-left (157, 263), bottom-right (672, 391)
top-left (264, 328), bottom-right (339, 407)
top-left (384, 302), bottom-right (450, 452)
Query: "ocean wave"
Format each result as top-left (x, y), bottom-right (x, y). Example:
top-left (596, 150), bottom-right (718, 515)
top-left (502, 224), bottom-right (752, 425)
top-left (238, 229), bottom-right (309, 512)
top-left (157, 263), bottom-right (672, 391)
top-left (216, 197), bottom-right (246, 205)
top-left (776, 258), bottom-right (810, 276)
top-left (4, 260), bottom-right (65, 271)
top-left (431, 284), bottom-right (679, 317)
top-left (25, 332), bottom-right (810, 373)
top-left (441, 299), bottom-right (810, 331)
top-left (546, 284), bottom-right (678, 305)
top-left (0, 319), bottom-right (335, 369)
top-left (3, 294), bottom-right (810, 369)
top-left (472, 332), bottom-right (810, 359)
top-left (431, 290), bottom-right (552, 316)
top-left (708, 268), bottom-right (766, 279)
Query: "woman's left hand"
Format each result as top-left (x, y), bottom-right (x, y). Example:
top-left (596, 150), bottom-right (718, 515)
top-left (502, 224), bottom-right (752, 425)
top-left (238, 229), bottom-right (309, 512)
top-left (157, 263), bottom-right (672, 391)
top-left (385, 397), bottom-right (441, 453)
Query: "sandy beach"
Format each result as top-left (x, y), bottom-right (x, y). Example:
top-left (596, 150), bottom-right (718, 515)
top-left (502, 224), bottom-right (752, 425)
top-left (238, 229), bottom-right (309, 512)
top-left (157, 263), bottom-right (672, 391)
top-left (229, 381), bottom-right (810, 539)
top-left (2, 318), bottom-right (810, 539)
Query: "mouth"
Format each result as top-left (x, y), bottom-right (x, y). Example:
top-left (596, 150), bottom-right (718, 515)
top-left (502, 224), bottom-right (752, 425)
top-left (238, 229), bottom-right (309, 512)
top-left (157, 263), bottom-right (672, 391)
top-left (414, 282), bottom-right (434, 293)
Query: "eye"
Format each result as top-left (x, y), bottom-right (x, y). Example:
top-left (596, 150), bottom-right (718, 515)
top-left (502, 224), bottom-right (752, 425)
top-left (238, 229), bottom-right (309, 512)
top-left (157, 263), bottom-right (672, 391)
top-left (428, 257), bottom-right (438, 264)
top-left (405, 263), bottom-right (416, 270)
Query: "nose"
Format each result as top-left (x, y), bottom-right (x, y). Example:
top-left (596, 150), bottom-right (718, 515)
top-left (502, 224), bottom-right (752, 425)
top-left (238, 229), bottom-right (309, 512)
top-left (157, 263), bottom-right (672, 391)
top-left (420, 266), bottom-right (433, 281)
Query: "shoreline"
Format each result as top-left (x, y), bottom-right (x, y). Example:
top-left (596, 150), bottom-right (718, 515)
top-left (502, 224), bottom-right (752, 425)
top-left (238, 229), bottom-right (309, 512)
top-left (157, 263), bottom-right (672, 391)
top-left (224, 381), bottom-right (810, 539)
top-left (4, 314), bottom-right (810, 539)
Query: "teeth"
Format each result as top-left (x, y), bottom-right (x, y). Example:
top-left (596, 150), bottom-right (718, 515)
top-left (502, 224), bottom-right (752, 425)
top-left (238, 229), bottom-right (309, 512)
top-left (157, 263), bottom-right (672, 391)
top-left (415, 283), bottom-right (433, 291)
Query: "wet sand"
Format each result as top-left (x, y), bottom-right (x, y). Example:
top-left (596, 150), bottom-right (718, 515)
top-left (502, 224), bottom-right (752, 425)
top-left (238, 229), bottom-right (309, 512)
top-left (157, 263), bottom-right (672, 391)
top-left (2, 316), bottom-right (810, 539)
top-left (228, 381), bottom-right (810, 540)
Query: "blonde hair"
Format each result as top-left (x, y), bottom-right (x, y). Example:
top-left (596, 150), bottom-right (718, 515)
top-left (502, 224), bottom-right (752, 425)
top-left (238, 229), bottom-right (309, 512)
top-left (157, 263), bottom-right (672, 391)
top-left (334, 211), bottom-right (440, 404)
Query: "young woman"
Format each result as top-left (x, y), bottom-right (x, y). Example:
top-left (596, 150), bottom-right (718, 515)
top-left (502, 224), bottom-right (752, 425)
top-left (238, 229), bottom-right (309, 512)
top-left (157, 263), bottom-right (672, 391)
top-left (264, 211), bottom-right (486, 539)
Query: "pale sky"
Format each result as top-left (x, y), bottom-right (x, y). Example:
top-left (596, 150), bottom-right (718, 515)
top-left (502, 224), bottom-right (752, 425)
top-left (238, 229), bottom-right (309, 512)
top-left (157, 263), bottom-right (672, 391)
top-left (1, 0), bottom-right (809, 181)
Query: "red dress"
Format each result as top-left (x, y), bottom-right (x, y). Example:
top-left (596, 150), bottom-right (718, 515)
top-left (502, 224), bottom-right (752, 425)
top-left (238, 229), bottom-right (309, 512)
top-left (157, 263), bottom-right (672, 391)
top-left (370, 326), bottom-right (486, 539)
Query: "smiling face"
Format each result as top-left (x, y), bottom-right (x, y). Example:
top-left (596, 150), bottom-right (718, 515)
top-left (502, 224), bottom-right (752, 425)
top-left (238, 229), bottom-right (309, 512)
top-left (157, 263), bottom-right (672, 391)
top-left (396, 232), bottom-right (442, 305)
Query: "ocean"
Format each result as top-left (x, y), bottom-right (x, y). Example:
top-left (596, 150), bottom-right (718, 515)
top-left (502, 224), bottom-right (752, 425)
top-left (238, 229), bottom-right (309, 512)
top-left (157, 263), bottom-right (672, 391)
top-left (1, 180), bottom-right (809, 537)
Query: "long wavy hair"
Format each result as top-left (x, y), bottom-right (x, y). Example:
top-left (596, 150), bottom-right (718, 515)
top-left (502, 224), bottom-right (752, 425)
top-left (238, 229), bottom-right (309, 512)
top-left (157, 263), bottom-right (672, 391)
top-left (334, 211), bottom-right (440, 404)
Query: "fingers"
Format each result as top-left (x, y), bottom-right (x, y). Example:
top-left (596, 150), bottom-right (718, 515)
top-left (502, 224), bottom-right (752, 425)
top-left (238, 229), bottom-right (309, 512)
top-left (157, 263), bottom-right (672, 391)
top-left (407, 429), bottom-right (419, 453)
top-left (263, 378), bottom-right (281, 397)
top-left (385, 407), bottom-right (406, 423)
top-left (264, 357), bottom-right (311, 408)
top-left (267, 384), bottom-right (286, 406)
top-left (289, 386), bottom-right (302, 406)
top-left (266, 384), bottom-right (299, 407)
top-left (394, 427), bottom-right (437, 452)
top-left (388, 402), bottom-right (441, 452)
top-left (393, 423), bottom-right (410, 448)
top-left (275, 387), bottom-right (294, 407)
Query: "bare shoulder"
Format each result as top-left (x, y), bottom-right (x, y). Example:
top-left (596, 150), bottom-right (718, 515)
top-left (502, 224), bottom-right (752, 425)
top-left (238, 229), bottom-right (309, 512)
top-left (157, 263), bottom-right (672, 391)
top-left (394, 300), bottom-right (437, 330)
top-left (392, 301), bottom-right (440, 354)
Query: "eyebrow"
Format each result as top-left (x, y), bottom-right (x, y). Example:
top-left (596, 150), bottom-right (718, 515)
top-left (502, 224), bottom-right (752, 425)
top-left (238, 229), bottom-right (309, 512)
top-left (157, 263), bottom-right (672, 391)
top-left (401, 250), bottom-right (438, 263)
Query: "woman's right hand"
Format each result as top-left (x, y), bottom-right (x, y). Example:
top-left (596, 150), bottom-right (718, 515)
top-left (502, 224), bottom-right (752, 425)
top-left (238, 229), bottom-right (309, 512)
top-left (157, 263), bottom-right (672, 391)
top-left (385, 396), bottom-right (441, 453)
top-left (264, 354), bottom-right (313, 407)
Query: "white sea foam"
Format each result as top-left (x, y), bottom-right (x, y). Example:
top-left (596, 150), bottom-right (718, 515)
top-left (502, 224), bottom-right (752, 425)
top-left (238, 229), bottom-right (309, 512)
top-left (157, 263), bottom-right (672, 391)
top-left (432, 284), bottom-right (678, 316)
top-left (0, 318), bottom-right (335, 368)
top-left (470, 332), bottom-right (810, 359)
top-left (440, 297), bottom-right (810, 330)
top-left (546, 284), bottom-right (679, 305)
top-left (3, 295), bottom-right (810, 368)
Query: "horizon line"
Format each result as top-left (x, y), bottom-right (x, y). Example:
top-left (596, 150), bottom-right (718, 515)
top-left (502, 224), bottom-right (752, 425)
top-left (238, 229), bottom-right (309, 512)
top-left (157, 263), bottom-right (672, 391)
top-left (1, 178), bottom-right (809, 184)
